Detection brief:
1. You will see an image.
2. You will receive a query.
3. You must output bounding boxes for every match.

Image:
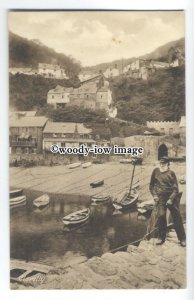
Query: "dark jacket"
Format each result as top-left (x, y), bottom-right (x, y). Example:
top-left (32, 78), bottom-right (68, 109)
top-left (149, 167), bottom-right (179, 203)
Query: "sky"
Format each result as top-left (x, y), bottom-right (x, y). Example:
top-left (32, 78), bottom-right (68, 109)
top-left (8, 11), bottom-right (184, 67)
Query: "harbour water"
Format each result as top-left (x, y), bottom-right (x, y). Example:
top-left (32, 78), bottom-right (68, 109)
top-left (10, 189), bottom-right (186, 266)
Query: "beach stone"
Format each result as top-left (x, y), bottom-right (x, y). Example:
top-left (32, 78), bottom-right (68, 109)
top-left (127, 245), bottom-right (138, 253)
top-left (158, 260), bottom-right (176, 271)
top-left (141, 282), bottom-right (162, 289)
top-left (87, 256), bottom-right (118, 276)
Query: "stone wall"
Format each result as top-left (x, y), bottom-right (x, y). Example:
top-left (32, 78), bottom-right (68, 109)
top-left (124, 135), bottom-right (185, 161)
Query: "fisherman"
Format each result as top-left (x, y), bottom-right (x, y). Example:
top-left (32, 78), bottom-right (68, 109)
top-left (149, 156), bottom-right (186, 247)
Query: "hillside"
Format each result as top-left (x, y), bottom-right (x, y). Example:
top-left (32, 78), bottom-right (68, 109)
top-left (9, 32), bottom-right (81, 78)
top-left (110, 65), bottom-right (185, 123)
top-left (83, 37), bottom-right (184, 72)
top-left (83, 57), bottom-right (135, 74)
top-left (141, 37), bottom-right (185, 61)
top-left (9, 64), bottom-right (185, 126)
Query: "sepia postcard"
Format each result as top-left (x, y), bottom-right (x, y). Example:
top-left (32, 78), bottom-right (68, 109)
top-left (8, 10), bottom-right (186, 290)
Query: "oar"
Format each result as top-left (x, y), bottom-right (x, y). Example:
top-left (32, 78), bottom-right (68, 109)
top-left (128, 159), bottom-right (136, 195)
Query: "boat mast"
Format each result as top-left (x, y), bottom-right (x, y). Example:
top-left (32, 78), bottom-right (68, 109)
top-left (129, 159), bottom-right (136, 194)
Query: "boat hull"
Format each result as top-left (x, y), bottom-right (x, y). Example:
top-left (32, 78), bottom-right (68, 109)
top-left (82, 162), bottom-right (92, 168)
top-left (63, 208), bottom-right (90, 226)
top-left (68, 163), bottom-right (81, 169)
top-left (90, 180), bottom-right (104, 188)
top-left (33, 194), bottom-right (50, 208)
top-left (10, 189), bottom-right (23, 199)
top-left (10, 195), bottom-right (26, 207)
top-left (113, 192), bottom-right (139, 210)
top-left (91, 195), bottom-right (110, 203)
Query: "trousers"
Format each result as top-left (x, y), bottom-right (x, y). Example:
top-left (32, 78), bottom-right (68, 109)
top-left (156, 201), bottom-right (186, 242)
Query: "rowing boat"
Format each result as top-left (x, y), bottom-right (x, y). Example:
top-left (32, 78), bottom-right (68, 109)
top-left (33, 194), bottom-right (50, 208)
top-left (119, 159), bottom-right (132, 164)
top-left (62, 208), bottom-right (90, 226)
top-left (91, 193), bottom-right (110, 203)
top-left (82, 162), bottom-right (92, 168)
top-left (10, 259), bottom-right (51, 286)
top-left (10, 195), bottom-right (26, 207)
top-left (112, 189), bottom-right (139, 210)
top-left (68, 162), bottom-right (81, 169)
top-left (90, 179), bottom-right (104, 188)
top-left (10, 189), bottom-right (23, 199)
top-left (137, 199), bottom-right (154, 214)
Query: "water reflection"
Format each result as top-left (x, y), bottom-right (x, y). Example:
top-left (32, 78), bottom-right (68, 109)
top-left (10, 189), bottom-right (186, 265)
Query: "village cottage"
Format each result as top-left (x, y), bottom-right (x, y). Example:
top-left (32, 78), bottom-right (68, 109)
top-left (123, 59), bottom-right (155, 80)
top-left (43, 122), bottom-right (97, 164)
top-left (47, 75), bottom-right (117, 117)
top-left (38, 63), bottom-right (68, 79)
top-left (47, 85), bottom-right (73, 108)
top-left (103, 65), bottom-right (120, 78)
top-left (43, 122), bottom-right (95, 151)
top-left (9, 116), bottom-right (48, 155)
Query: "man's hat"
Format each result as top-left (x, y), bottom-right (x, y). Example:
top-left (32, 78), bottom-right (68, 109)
top-left (160, 156), bottom-right (170, 164)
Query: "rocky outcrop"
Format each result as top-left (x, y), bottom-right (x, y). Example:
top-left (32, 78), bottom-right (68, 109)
top-left (12, 229), bottom-right (185, 290)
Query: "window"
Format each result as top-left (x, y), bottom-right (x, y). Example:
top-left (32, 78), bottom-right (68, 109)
top-left (160, 128), bottom-right (165, 134)
top-left (52, 95), bottom-right (54, 99)
top-left (24, 148), bottom-right (29, 154)
top-left (169, 128), bottom-right (174, 135)
top-left (16, 147), bottom-right (21, 154)
top-left (61, 142), bottom-right (65, 147)
top-left (92, 153), bottom-right (97, 158)
top-left (31, 148), bottom-right (37, 154)
top-left (62, 95), bottom-right (64, 98)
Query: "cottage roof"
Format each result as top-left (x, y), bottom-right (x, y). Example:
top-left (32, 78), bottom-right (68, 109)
top-left (43, 122), bottom-right (92, 134)
top-left (10, 116), bottom-right (48, 127)
top-left (44, 137), bottom-right (95, 143)
top-left (48, 86), bottom-right (73, 94)
top-left (9, 111), bottom-right (37, 118)
top-left (71, 85), bottom-right (98, 94)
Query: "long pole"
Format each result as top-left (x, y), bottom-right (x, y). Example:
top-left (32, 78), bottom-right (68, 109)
top-left (129, 159), bottom-right (136, 194)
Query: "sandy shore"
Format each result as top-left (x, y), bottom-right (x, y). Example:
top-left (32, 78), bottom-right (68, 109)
top-left (10, 161), bottom-right (186, 203)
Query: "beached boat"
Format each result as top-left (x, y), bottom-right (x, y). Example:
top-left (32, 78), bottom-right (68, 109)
top-left (10, 195), bottom-right (26, 207)
top-left (137, 199), bottom-right (154, 214)
top-left (33, 194), bottom-right (50, 208)
top-left (63, 208), bottom-right (90, 226)
top-left (10, 259), bottom-right (52, 286)
top-left (112, 189), bottom-right (139, 210)
top-left (119, 159), bottom-right (132, 164)
top-left (82, 162), bottom-right (92, 168)
top-left (90, 179), bottom-right (104, 188)
top-left (91, 193), bottom-right (110, 203)
top-left (10, 189), bottom-right (23, 199)
top-left (68, 162), bottom-right (81, 169)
